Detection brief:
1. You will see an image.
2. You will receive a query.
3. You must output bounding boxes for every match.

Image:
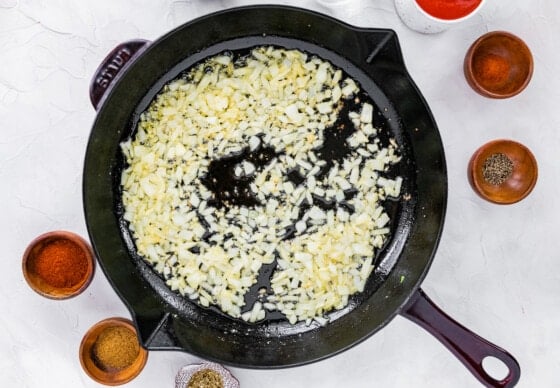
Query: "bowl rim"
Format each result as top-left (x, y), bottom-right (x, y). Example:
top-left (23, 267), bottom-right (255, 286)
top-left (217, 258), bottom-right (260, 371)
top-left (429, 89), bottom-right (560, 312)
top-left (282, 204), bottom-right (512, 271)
top-left (22, 230), bottom-right (95, 299)
top-left (464, 30), bottom-right (534, 98)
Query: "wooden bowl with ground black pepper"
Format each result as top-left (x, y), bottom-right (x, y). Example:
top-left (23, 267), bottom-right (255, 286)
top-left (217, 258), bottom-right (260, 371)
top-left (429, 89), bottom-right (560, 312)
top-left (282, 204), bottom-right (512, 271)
top-left (79, 317), bottom-right (148, 386)
top-left (468, 139), bottom-right (538, 204)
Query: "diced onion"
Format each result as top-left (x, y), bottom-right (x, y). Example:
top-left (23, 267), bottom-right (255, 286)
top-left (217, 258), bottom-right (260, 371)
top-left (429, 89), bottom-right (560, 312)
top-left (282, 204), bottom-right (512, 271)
top-left (120, 46), bottom-right (402, 326)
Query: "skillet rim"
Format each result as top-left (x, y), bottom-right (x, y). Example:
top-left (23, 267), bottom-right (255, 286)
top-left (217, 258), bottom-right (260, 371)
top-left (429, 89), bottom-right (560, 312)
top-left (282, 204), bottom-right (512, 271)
top-left (83, 4), bottom-right (447, 368)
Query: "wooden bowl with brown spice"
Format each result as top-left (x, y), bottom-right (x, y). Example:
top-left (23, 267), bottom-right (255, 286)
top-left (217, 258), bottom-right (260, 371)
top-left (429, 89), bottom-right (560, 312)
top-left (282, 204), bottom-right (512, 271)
top-left (79, 317), bottom-right (148, 386)
top-left (468, 139), bottom-right (538, 204)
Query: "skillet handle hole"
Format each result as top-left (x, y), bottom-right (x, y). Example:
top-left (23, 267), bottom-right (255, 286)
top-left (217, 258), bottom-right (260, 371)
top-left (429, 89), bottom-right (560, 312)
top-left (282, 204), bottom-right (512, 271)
top-left (482, 356), bottom-right (510, 381)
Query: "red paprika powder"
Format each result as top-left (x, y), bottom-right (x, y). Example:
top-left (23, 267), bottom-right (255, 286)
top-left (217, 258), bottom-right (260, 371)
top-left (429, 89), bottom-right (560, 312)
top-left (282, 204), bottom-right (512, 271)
top-left (473, 53), bottom-right (509, 87)
top-left (30, 238), bottom-right (89, 288)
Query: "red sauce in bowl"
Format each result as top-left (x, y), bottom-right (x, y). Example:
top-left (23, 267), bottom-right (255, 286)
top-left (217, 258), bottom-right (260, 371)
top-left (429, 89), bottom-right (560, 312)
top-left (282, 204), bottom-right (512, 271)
top-left (416, 0), bottom-right (482, 20)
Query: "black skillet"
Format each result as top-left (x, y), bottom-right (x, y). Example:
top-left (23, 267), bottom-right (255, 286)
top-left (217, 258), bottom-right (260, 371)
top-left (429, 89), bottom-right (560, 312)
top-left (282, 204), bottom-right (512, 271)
top-left (83, 5), bottom-right (520, 387)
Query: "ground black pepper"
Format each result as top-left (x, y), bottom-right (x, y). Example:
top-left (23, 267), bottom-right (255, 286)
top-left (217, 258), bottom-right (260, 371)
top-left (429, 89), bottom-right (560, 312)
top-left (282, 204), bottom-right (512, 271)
top-left (482, 153), bottom-right (514, 185)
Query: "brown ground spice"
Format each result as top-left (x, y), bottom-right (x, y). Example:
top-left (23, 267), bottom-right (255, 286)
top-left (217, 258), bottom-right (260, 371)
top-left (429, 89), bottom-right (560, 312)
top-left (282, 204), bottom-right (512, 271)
top-left (92, 326), bottom-right (140, 371)
top-left (187, 369), bottom-right (224, 388)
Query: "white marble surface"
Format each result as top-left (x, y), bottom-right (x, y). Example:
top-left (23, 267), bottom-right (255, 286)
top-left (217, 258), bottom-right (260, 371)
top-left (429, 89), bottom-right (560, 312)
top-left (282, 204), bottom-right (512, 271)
top-left (1, 0), bottom-right (559, 387)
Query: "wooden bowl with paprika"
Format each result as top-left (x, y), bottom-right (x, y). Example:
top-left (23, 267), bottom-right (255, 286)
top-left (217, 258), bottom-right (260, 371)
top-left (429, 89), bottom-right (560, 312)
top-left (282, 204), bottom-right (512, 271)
top-left (22, 230), bottom-right (95, 299)
top-left (468, 139), bottom-right (538, 204)
top-left (79, 317), bottom-right (148, 386)
top-left (464, 31), bottom-right (533, 98)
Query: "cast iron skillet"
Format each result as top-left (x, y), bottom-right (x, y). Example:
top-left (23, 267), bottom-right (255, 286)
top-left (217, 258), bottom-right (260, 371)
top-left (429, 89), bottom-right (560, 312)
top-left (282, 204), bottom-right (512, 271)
top-left (83, 5), bottom-right (520, 387)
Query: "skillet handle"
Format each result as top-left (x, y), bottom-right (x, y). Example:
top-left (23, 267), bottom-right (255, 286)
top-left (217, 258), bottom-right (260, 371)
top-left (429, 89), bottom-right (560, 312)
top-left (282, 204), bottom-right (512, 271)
top-left (89, 39), bottom-right (150, 110)
top-left (401, 289), bottom-right (520, 387)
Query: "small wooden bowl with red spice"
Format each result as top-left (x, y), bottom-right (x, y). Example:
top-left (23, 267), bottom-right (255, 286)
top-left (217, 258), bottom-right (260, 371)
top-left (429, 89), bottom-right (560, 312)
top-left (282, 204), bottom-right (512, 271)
top-left (22, 230), bottom-right (95, 299)
top-left (468, 139), bottom-right (538, 204)
top-left (464, 31), bottom-right (533, 98)
top-left (79, 317), bottom-right (148, 386)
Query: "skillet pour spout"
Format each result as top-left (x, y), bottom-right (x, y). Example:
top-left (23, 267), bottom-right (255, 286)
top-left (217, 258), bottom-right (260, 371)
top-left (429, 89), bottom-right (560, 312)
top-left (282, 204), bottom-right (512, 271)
top-left (83, 5), bottom-right (520, 387)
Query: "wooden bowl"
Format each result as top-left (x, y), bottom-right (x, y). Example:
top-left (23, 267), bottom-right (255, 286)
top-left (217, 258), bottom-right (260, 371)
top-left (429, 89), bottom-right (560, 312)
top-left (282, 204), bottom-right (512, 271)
top-left (464, 31), bottom-right (533, 98)
top-left (22, 230), bottom-right (95, 299)
top-left (79, 317), bottom-right (148, 386)
top-left (468, 139), bottom-right (538, 204)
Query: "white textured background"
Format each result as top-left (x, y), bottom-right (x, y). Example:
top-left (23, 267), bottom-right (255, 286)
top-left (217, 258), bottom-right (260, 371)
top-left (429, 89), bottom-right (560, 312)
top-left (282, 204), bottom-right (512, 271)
top-left (1, 1), bottom-right (559, 387)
